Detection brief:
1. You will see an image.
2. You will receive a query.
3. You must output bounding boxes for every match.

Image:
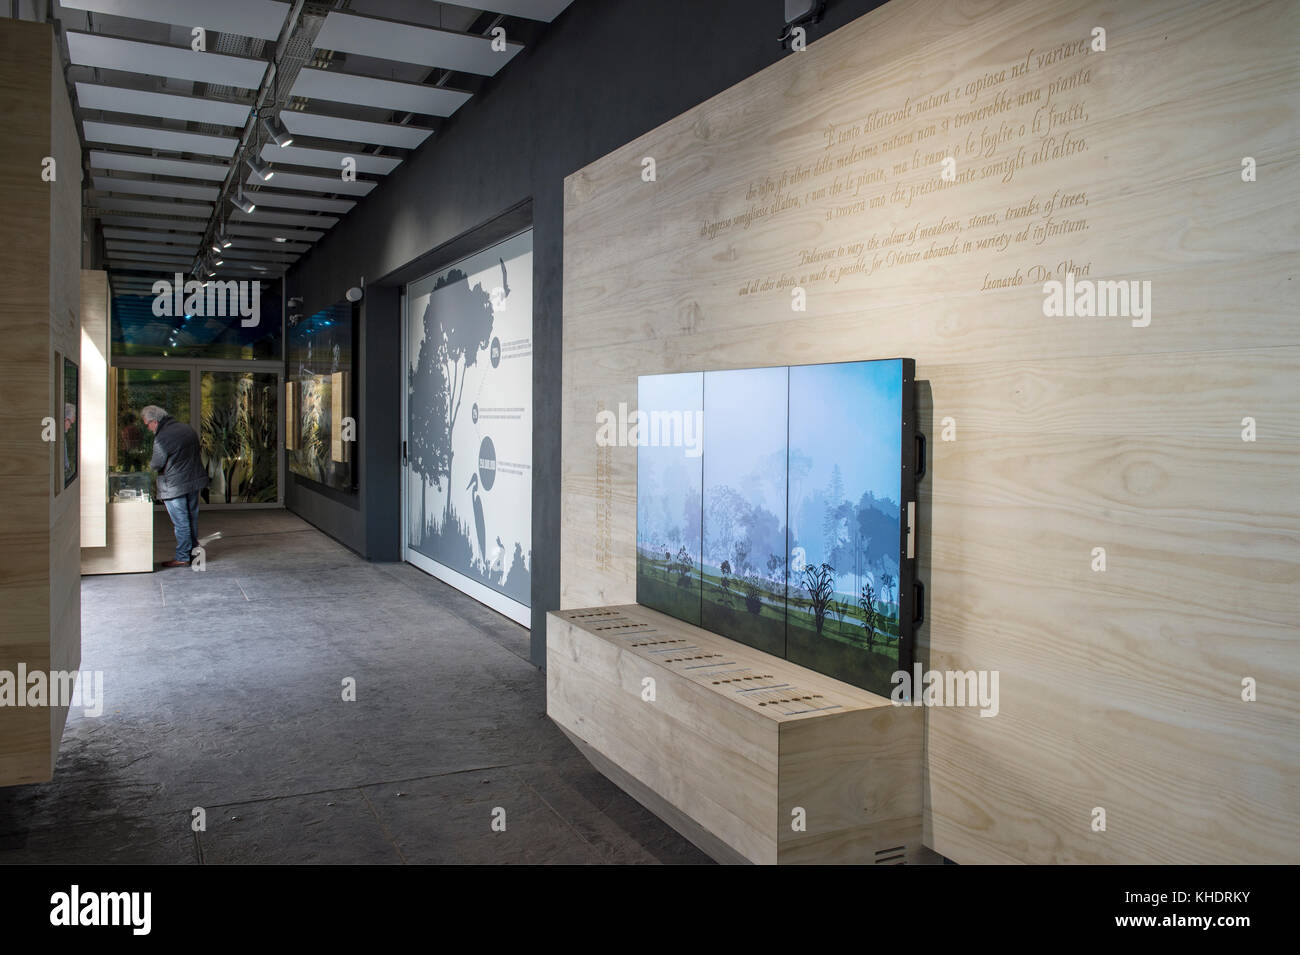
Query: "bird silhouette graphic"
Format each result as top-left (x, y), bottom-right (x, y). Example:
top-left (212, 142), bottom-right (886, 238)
top-left (467, 472), bottom-right (486, 573)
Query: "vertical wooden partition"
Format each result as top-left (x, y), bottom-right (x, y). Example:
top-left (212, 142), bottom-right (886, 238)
top-left (0, 19), bottom-right (84, 785)
top-left (560, 0), bottom-right (1300, 863)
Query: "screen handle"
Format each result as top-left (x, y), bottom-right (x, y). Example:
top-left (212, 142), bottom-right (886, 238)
top-left (914, 579), bottom-right (925, 625)
top-left (915, 432), bottom-right (926, 480)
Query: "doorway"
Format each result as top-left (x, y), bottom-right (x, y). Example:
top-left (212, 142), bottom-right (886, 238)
top-left (401, 229), bottom-right (534, 626)
top-left (112, 360), bottom-right (284, 507)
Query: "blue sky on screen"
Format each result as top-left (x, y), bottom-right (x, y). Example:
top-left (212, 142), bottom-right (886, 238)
top-left (702, 365), bottom-right (788, 518)
top-left (789, 360), bottom-right (902, 509)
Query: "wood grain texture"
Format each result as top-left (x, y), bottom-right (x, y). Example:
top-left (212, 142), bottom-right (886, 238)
top-left (561, 0), bottom-right (1300, 862)
top-left (547, 606), bottom-right (928, 864)
top-left (0, 21), bottom-right (82, 784)
top-left (80, 502), bottom-right (156, 576)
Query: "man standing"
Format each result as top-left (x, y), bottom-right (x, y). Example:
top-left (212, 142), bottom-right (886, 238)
top-left (141, 405), bottom-right (209, 568)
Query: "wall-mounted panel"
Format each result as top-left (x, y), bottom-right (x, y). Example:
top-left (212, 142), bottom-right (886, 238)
top-left (561, 0), bottom-right (1300, 863)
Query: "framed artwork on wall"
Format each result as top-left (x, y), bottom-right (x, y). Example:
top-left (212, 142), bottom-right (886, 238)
top-left (63, 356), bottom-right (78, 489)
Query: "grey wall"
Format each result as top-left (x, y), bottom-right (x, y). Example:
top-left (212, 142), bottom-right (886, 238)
top-left (286, 0), bottom-right (886, 666)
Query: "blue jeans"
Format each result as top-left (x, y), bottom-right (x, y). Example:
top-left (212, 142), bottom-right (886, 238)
top-left (163, 490), bottom-right (200, 563)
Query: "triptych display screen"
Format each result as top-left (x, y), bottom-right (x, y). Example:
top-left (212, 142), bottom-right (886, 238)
top-left (635, 358), bottom-right (916, 696)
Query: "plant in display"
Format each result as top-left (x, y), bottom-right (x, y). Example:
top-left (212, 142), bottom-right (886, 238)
top-left (200, 404), bottom-right (242, 502)
top-left (832, 598), bottom-right (852, 639)
top-left (742, 572), bottom-right (765, 615)
top-left (674, 545), bottom-right (694, 588)
top-left (881, 571), bottom-right (895, 610)
top-left (802, 562), bottom-right (835, 635)
top-left (858, 580), bottom-right (878, 650)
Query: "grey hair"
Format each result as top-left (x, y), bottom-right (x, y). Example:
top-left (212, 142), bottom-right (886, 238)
top-left (140, 405), bottom-right (168, 424)
top-left (64, 403), bottom-right (76, 422)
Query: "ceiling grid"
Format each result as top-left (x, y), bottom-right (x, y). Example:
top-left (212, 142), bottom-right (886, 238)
top-left (48, 0), bottom-right (572, 292)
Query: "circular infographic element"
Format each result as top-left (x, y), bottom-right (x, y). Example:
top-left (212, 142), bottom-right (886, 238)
top-left (471, 402), bottom-right (479, 424)
top-left (477, 436), bottom-right (497, 491)
top-left (490, 337), bottom-right (501, 368)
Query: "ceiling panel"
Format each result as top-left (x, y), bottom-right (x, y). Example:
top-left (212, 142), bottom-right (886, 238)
top-left (107, 240), bottom-right (203, 256)
top-left (90, 150), bottom-right (229, 181)
top-left (59, 0), bottom-right (290, 41)
top-left (244, 170), bottom-right (377, 197)
top-left (83, 120), bottom-right (238, 157)
top-left (279, 112), bottom-right (433, 150)
top-left (228, 208), bottom-right (339, 228)
top-left (95, 196), bottom-right (213, 217)
top-left (223, 250), bottom-right (299, 264)
top-left (290, 68), bottom-right (471, 116)
top-left (100, 215), bottom-right (208, 232)
top-left (93, 176), bottom-right (220, 201)
top-left (314, 12), bottom-right (522, 76)
top-left (225, 236), bottom-right (311, 253)
top-left (106, 250), bottom-right (196, 265)
top-left (76, 83), bottom-right (251, 127)
top-left (453, 0), bottom-right (574, 22)
top-left (66, 32), bottom-right (268, 88)
top-left (258, 143), bottom-right (401, 175)
top-left (103, 227), bottom-right (206, 244)
top-left (241, 191), bottom-right (355, 214)
top-left (226, 222), bottom-right (325, 241)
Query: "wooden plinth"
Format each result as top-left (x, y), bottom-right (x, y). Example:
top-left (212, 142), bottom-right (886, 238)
top-left (547, 604), bottom-right (937, 864)
top-left (81, 501), bottom-right (154, 575)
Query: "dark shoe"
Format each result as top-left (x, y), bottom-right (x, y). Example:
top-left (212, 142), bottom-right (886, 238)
top-left (160, 559), bottom-right (190, 569)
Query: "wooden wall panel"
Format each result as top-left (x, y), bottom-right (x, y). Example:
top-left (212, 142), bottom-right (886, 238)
top-left (0, 20), bottom-right (82, 784)
top-left (561, 0), bottom-right (1300, 863)
top-left (48, 24), bottom-right (83, 762)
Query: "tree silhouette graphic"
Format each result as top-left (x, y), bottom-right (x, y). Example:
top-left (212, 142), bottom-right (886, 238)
top-left (408, 300), bottom-right (450, 539)
top-left (426, 262), bottom-right (501, 527)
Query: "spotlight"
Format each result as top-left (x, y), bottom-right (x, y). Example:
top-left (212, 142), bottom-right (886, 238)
top-left (261, 114), bottom-right (293, 148)
top-left (211, 241), bottom-right (223, 253)
top-left (246, 154), bottom-right (274, 181)
top-left (213, 258), bottom-right (224, 266)
top-left (230, 188), bottom-right (256, 214)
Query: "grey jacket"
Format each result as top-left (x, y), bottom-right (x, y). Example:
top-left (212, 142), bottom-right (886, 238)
top-left (150, 416), bottom-right (209, 501)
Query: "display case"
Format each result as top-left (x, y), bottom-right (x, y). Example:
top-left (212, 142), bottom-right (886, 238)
top-left (83, 470), bottom-right (155, 575)
top-left (108, 470), bottom-right (152, 503)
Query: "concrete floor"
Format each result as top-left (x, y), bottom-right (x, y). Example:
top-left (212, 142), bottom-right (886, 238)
top-left (0, 510), bottom-right (710, 864)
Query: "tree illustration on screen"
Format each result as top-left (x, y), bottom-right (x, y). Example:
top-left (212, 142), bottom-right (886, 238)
top-left (858, 580), bottom-right (878, 650)
top-left (802, 562), bottom-right (835, 634)
top-left (408, 299), bottom-right (450, 538)
top-left (428, 260), bottom-right (505, 526)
